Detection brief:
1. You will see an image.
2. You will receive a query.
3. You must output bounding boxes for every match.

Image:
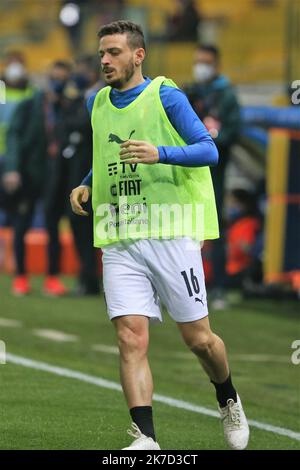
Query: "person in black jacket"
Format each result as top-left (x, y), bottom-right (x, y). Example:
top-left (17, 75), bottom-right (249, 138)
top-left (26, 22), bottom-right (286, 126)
top-left (184, 45), bottom-right (241, 309)
top-left (46, 76), bottom-right (101, 295)
top-left (2, 61), bottom-right (72, 295)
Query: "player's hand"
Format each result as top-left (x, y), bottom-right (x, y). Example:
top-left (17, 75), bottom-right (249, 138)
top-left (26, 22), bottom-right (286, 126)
top-left (70, 185), bottom-right (91, 216)
top-left (119, 140), bottom-right (159, 164)
top-left (2, 171), bottom-right (22, 193)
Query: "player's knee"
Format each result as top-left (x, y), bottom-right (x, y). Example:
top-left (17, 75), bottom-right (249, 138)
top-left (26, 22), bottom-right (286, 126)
top-left (117, 326), bottom-right (148, 360)
top-left (188, 333), bottom-right (215, 358)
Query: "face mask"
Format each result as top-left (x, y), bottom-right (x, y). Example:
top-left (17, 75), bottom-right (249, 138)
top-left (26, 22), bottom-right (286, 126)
top-left (4, 62), bottom-right (27, 82)
top-left (193, 63), bottom-right (215, 83)
top-left (226, 207), bottom-right (244, 222)
top-left (49, 78), bottom-right (67, 95)
top-left (72, 73), bottom-right (89, 91)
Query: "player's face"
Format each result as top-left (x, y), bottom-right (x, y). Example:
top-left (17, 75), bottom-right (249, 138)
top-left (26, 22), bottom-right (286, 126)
top-left (99, 34), bottom-right (138, 89)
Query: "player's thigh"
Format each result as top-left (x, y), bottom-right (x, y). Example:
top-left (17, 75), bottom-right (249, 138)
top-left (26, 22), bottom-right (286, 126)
top-left (102, 246), bottom-right (162, 322)
top-left (147, 238), bottom-right (208, 323)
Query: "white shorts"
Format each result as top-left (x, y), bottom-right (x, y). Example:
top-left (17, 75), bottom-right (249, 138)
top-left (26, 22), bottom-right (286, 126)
top-left (102, 237), bottom-right (208, 323)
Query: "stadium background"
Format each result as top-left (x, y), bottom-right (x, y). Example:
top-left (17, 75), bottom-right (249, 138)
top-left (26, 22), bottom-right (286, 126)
top-left (0, 0), bottom-right (299, 451)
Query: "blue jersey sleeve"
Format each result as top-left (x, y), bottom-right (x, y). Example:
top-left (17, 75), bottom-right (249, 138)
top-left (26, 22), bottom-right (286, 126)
top-left (81, 168), bottom-right (92, 187)
top-left (87, 93), bottom-right (96, 116)
top-left (158, 85), bottom-right (219, 167)
top-left (80, 94), bottom-right (96, 187)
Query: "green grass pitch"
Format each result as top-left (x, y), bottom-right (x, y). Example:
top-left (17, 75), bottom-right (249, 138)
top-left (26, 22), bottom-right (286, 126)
top-left (0, 274), bottom-right (299, 450)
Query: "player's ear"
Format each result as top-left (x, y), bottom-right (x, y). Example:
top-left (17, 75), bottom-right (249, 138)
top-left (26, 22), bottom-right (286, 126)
top-left (135, 48), bottom-right (145, 66)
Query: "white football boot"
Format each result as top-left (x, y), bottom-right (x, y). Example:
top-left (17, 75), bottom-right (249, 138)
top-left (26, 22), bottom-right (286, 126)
top-left (219, 394), bottom-right (250, 450)
top-left (122, 422), bottom-right (161, 450)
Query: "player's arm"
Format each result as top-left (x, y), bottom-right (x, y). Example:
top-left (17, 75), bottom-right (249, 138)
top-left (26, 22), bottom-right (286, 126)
top-left (120, 86), bottom-right (219, 166)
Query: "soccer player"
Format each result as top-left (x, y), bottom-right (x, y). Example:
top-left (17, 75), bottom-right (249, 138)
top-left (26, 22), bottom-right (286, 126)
top-left (70, 20), bottom-right (249, 450)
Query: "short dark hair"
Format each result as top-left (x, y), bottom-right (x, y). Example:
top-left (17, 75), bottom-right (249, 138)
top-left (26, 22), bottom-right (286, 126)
top-left (76, 54), bottom-right (99, 72)
top-left (231, 188), bottom-right (258, 215)
top-left (52, 60), bottom-right (73, 72)
top-left (197, 44), bottom-right (220, 61)
top-left (97, 20), bottom-right (146, 51)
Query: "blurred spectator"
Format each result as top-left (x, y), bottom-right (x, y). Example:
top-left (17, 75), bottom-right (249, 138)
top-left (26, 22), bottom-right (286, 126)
top-left (46, 72), bottom-right (102, 296)
top-left (225, 188), bottom-right (261, 289)
top-left (166, 0), bottom-right (201, 42)
top-left (2, 61), bottom-right (72, 296)
top-left (74, 54), bottom-right (104, 98)
top-left (1, 50), bottom-right (27, 67)
top-left (0, 52), bottom-right (33, 216)
top-left (184, 44), bottom-right (241, 309)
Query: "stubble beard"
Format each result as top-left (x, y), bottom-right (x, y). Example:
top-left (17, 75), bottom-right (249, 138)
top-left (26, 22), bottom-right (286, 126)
top-left (105, 60), bottom-right (135, 90)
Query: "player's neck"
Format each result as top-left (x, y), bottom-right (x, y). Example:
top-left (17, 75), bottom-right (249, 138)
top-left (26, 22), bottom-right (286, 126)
top-left (117, 71), bottom-right (145, 92)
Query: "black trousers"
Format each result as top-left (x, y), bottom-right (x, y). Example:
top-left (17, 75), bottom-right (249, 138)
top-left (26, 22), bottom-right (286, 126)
top-left (44, 169), bottom-right (99, 288)
top-left (12, 195), bottom-right (37, 275)
top-left (6, 183), bottom-right (98, 286)
top-left (70, 207), bottom-right (100, 290)
top-left (210, 153), bottom-right (228, 292)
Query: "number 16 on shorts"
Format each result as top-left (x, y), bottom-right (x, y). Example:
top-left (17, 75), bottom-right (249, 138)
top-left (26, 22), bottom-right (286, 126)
top-left (181, 268), bottom-right (205, 306)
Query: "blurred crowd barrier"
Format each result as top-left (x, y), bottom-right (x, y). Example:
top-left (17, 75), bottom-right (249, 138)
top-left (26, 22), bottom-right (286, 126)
top-left (242, 106), bottom-right (300, 290)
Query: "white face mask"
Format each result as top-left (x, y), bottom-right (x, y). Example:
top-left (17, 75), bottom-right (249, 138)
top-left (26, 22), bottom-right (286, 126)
top-left (193, 63), bottom-right (215, 83)
top-left (3, 62), bottom-right (27, 82)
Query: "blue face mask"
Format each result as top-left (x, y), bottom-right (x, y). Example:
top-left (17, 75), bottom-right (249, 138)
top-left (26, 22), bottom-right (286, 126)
top-left (226, 207), bottom-right (243, 222)
top-left (49, 78), bottom-right (67, 95)
top-left (72, 73), bottom-right (89, 91)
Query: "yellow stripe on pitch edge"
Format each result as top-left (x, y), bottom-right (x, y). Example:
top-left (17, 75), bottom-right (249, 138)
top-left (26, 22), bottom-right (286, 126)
top-left (264, 129), bottom-right (289, 282)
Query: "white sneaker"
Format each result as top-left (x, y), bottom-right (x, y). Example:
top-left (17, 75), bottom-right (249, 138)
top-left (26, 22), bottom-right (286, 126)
top-left (219, 394), bottom-right (249, 450)
top-left (122, 422), bottom-right (161, 450)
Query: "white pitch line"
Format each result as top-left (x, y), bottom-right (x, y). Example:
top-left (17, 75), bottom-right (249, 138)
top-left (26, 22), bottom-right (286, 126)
top-left (174, 352), bottom-right (290, 363)
top-left (5, 353), bottom-right (300, 443)
top-left (231, 354), bottom-right (289, 363)
top-left (32, 329), bottom-right (78, 343)
top-left (92, 344), bottom-right (119, 355)
top-left (0, 318), bottom-right (23, 328)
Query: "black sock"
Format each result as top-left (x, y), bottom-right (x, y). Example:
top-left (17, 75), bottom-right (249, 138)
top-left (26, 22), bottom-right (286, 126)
top-left (211, 373), bottom-right (237, 408)
top-left (130, 406), bottom-right (156, 441)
